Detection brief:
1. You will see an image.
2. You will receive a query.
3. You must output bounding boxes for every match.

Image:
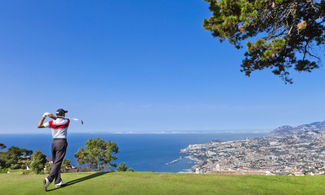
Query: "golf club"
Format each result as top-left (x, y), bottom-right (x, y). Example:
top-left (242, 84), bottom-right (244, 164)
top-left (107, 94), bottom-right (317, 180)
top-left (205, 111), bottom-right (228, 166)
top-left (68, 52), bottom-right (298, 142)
top-left (70, 118), bottom-right (84, 125)
top-left (43, 112), bottom-right (84, 125)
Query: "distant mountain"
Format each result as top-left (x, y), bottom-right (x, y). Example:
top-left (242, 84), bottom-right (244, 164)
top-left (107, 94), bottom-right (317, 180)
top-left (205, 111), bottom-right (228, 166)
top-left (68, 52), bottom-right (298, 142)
top-left (269, 121), bottom-right (325, 136)
top-left (182, 120), bottom-right (325, 173)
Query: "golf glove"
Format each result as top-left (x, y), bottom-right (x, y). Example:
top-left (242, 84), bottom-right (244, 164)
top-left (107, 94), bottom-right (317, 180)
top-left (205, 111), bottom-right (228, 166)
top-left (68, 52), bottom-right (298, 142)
top-left (43, 112), bottom-right (51, 118)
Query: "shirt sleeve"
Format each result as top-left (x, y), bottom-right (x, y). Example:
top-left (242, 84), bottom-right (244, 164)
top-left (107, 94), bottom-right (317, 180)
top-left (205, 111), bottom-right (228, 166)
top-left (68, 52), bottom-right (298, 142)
top-left (43, 121), bottom-right (50, 128)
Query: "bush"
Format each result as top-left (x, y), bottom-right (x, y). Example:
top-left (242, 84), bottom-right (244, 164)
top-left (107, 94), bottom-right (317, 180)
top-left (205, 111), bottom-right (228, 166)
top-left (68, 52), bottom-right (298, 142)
top-left (30, 150), bottom-right (47, 174)
top-left (45, 159), bottom-right (73, 173)
top-left (117, 162), bottom-right (134, 172)
top-left (117, 162), bottom-right (127, 172)
top-left (44, 161), bottom-right (52, 174)
top-left (61, 159), bottom-right (72, 173)
top-left (0, 169), bottom-right (8, 174)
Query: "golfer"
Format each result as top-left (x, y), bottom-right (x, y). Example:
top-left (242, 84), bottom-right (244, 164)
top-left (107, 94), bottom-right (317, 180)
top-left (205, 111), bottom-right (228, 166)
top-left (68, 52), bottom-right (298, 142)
top-left (37, 108), bottom-right (69, 191)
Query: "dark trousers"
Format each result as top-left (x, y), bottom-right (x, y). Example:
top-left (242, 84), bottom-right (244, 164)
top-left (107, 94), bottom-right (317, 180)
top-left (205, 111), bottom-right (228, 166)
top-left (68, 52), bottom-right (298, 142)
top-left (47, 139), bottom-right (68, 184)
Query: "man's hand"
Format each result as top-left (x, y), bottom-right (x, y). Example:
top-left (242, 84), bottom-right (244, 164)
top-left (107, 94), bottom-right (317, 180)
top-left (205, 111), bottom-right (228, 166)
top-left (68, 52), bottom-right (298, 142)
top-left (38, 112), bottom-right (58, 128)
top-left (42, 112), bottom-right (57, 119)
top-left (42, 112), bottom-right (50, 118)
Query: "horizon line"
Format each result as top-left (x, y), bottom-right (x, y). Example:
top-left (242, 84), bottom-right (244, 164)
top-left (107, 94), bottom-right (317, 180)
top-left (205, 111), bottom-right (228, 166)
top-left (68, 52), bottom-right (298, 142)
top-left (0, 131), bottom-right (270, 135)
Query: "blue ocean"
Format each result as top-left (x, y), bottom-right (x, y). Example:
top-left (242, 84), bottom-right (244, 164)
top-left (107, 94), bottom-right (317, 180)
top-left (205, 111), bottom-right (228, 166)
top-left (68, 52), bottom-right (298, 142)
top-left (0, 133), bottom-right (265, 172)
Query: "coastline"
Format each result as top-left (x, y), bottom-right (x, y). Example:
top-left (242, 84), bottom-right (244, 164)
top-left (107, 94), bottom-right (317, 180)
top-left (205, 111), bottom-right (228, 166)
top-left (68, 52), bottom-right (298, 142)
top-left (1, 133), bottom-right (266, 173)
top-left (180, 122), bottom-right (325, 176)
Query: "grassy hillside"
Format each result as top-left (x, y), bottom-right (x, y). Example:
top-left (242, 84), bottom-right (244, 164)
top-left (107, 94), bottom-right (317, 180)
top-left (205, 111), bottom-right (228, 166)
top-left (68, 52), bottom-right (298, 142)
top-left (0, 172), bottom-right (325, 195)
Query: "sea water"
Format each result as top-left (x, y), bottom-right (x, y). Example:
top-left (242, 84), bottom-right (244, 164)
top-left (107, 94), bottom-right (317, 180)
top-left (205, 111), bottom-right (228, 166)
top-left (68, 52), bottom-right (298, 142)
top-left (0, 133), bottom-right (265, 172)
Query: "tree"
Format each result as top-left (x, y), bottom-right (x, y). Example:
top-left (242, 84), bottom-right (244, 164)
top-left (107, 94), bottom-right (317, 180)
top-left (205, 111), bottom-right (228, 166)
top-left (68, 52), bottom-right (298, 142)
top-left (117, 162), bottom-right (128, 172)
top-left (4, 146), bottom-right (32, 169)
top-left (74, 137), bottom-right (119, 171)
top-left (203, 0), bottom-right (325, 83)
top-left (117, 162), bottom-right (134, 172)
top-left (74, 147), bottom-right (89, 171)
top-left (30, 150), bottom-right (47, 174)
top-left (0, 143), bottom-right (6, 150)
top-left (61, 159), bottom-right (72, 173)
top-left (0, 143), bottom-right (6, 168)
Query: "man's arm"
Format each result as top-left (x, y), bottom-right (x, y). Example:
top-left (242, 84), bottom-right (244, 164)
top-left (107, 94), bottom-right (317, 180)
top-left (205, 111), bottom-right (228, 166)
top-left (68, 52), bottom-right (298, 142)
top-left (37, 116), bottom-right (47, 128)
top-left (37, 113), bottom-right (57, 128)
top-left (48, 113), bottom-right (57, 120)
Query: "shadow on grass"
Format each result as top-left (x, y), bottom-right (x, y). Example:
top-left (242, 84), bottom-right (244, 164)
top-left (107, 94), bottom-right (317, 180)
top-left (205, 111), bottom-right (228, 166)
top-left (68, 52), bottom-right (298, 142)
top-left (47, 172), bottom-right (108, 192)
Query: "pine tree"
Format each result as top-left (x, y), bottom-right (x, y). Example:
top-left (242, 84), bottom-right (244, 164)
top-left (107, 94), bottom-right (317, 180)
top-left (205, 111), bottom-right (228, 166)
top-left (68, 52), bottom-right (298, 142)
top-left (203, 0), bottom-right (325, 83)
top-left (74, 137), bottom-right (119, 171)
top-left (30, 150), bottom-right (47, 174)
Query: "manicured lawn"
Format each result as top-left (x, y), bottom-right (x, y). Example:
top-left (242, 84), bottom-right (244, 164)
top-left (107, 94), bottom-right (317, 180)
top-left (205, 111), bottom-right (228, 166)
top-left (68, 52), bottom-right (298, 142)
top-left (0, 171), bottom-right (325, 194)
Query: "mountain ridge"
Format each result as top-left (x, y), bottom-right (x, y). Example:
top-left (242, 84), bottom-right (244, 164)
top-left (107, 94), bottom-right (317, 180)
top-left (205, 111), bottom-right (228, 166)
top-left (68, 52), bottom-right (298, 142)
top-left (269, 121), bottom-right (325, 136)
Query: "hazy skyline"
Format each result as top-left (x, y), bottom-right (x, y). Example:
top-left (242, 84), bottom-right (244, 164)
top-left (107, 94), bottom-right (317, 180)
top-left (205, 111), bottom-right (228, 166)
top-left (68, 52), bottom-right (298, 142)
top-left (1, 0), bottom-right (325, 134)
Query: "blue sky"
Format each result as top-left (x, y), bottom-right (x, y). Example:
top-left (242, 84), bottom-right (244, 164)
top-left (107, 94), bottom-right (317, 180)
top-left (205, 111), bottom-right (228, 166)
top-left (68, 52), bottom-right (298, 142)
top-left (0, 0), bottom-right (324, 133)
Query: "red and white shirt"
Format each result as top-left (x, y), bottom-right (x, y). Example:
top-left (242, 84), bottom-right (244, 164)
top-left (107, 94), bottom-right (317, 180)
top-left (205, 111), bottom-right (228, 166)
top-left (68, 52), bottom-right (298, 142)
top-left (44, 118), bottom-right (70, 139)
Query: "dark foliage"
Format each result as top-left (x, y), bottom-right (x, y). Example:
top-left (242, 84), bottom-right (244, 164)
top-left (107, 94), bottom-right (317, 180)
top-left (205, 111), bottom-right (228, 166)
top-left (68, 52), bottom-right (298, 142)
top-left (203, 0), bottom-right (325, 83)
top-left (74, 137), bottom-right (119, 171)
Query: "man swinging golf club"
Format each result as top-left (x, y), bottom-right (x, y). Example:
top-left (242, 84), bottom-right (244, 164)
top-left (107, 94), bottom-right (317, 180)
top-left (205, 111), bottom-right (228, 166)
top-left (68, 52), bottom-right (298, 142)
top-left (37, 108), bottom-right (69, 191)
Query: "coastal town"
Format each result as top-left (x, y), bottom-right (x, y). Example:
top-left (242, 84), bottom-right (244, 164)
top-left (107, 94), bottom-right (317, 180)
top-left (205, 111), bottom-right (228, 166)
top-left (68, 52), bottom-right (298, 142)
top-left (181, 121), bottom-right (325, 176)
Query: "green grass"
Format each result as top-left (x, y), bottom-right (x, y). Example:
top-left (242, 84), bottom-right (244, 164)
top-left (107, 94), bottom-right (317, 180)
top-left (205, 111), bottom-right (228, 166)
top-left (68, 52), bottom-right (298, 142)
top-left (1, 172), bottom-right (325, 195)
